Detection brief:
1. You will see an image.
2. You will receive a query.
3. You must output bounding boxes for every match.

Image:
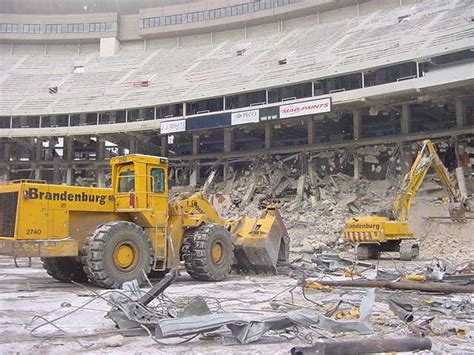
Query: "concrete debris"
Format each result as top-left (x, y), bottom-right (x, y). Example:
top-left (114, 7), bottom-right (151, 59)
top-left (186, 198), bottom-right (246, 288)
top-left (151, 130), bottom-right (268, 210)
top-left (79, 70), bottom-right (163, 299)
top-left (103, 335), bottom-right (124, 347)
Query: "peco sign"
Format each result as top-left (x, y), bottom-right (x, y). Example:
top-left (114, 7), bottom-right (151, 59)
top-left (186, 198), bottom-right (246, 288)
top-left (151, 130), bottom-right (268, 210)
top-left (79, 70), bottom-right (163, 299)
top-left (279, 97), bottom-right (331, 119)
top-left (231, 109), bottom-right (260, 125)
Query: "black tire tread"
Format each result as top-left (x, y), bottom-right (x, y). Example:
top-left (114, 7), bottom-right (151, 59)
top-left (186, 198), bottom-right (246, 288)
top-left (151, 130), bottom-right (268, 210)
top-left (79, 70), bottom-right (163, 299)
top-left (41, 257), bottom-right (88, 283)
top-left (81, 221), bottom-right (153, 288)
top-left (182, 224), bottom-right (233, 281)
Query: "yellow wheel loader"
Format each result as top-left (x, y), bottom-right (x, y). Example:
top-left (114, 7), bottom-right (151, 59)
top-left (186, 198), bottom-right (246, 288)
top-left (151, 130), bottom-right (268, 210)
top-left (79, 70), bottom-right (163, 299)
top-left (0, 155), bottom-right (289, 288)
top-left (344, 140), bottom-right (468, 260)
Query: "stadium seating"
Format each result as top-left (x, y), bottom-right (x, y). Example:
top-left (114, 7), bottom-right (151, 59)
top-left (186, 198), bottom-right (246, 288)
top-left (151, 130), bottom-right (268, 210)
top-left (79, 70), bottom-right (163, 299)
top-left (0, 0), bottom-right (472, 116)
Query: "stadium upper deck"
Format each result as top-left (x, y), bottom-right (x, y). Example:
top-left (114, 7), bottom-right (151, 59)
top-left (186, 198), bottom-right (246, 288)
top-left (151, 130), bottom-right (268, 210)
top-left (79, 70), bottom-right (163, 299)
top-left (0, 0), bottom-right (472, 120)
top-left (0, 0), bottom-right (472, 184)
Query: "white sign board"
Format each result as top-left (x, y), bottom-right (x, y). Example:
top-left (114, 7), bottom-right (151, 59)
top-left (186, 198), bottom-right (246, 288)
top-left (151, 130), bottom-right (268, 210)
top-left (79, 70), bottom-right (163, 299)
top-left (279, 98), bottom-right (331, 119)
top-left (160, 119), bottom-right (186, 134)
top-left (231, 109), bottom-right (260, 125)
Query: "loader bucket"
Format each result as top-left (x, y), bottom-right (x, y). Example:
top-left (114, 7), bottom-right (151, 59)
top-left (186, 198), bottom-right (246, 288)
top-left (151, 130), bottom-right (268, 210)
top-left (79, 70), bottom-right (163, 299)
top-left (230, 206), bottom-right (289, 274)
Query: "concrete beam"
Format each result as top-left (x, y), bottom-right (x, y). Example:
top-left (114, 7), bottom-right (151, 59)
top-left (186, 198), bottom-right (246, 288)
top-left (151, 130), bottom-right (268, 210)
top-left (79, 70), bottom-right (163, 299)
top-left (169, 127), bottom-right (474, 163)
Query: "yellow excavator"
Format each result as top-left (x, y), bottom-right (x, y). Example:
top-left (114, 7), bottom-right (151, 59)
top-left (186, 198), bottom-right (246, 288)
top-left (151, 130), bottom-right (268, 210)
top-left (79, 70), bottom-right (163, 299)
top-left (344, 140), bottom-right (468, 260)
top-left (0, 154), bottom-right (289, 288)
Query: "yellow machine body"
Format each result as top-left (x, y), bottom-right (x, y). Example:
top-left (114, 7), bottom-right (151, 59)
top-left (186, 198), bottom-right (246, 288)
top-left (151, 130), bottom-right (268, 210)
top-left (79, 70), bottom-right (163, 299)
top-left (0, 154), bottom-right (288, 281)
top-left (344, 216), bottom-right (413, 243)
top-left (343, 140), bottom-right (467, 259)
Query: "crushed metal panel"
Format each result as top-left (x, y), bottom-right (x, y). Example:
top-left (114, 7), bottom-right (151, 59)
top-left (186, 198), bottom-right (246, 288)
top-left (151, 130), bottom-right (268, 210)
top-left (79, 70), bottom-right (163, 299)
top-left (156, 313), bottom-right (242, 338)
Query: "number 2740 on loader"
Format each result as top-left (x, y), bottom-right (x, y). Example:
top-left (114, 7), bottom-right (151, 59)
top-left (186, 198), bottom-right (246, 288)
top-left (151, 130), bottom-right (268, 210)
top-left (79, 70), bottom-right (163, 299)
top-left (0, 154), bottom-right (289, 288)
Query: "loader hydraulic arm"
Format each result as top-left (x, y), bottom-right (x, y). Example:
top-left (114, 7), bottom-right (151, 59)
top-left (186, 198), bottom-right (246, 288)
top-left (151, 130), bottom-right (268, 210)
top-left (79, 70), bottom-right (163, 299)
top-left (391, 140), bottom-right (461, 222)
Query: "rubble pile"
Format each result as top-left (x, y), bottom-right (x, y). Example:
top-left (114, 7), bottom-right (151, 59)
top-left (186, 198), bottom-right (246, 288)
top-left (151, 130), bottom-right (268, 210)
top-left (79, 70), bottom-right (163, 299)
top-left (209, 157), bottom-right (396, 255)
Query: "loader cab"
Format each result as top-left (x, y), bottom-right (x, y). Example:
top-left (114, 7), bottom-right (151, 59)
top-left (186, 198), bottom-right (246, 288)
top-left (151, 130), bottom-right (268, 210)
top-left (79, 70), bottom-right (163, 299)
top-left (110, 154), bottom-right (168, 213)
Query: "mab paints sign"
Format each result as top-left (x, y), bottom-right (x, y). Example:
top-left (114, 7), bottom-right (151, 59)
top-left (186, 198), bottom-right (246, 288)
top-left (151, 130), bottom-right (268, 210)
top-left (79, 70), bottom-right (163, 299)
top-left (279, 97), bottom-right (331, 119)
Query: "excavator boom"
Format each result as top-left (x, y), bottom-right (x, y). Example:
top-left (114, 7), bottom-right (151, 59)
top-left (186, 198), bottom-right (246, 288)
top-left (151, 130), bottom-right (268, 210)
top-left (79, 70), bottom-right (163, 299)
top-left (392, 140), bottom-right (465, 222)
top-left (344, 139), bottom-right (467, 260)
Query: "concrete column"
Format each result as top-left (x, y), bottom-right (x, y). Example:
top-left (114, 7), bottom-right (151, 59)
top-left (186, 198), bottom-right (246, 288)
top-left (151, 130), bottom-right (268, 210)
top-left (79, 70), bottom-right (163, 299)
top-left (1, 168), bottom-right (9, 182)
top-left (160, 135), bottom-right (168, 157)
top-left (189, 165), bottom-right (200, 187)
top-left (139, 108), bottom-right (146, 120)
top-left (3, 141), bottom-right (11, 161)
top-left (96, 137), bottom-right (105, 161)
top-left (455, 99), bottom-right (466, 129)
top-left (66, 167), bottom-right (73, 185)
top-left (64, 137), bottom-right (73, 160)
top-left (264, 122), bottom-right (273, 149)
top-left (99, 37), bottom-right (120, 57)
top-left (3, 142), bottom-right (11, 181)
top-left (35, 140), bottom-right (42, 161)
top-left (34, 140), bottom-right (42, 180)
top-left (34, 166), bottom-right (41, 180)
top-left (96, 137), bottom-right (106, 187)
top-left (307, 116), bottom-right (316, 145)
top-left (353, 153), bottom-right (361, 180)
top-left (400, 145), bottom-right (413, 175)
top-left (223, 128), bottom-right (234, 153)
top-left (353, 109), bottom-right (361, 140)
top-left (129, 137), bottom-right (138, 154)
top-left (52, 161), bottom-right (61, 184)
top-left (401, 104), bottom-right (410, 135)
top-left (64, 137), bottom-right (74, 185)
top-left (192, 133), bottom-right (200, 156)
top-left (79, 113), bottom-right (87, 125)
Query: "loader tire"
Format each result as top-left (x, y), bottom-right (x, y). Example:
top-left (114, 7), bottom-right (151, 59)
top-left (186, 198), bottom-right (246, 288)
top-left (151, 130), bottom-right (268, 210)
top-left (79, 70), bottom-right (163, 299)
top-left (41, 257), bottom-right (88, 283)
top-left (82, 221), bottom-right (153, 288)
top-left (182, 224), bottom-right (233, 281)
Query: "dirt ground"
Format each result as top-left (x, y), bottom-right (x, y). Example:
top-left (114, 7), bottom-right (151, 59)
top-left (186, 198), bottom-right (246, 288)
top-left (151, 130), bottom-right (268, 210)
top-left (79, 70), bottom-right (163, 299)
top-left (0, 248), bottom-right (472, 354)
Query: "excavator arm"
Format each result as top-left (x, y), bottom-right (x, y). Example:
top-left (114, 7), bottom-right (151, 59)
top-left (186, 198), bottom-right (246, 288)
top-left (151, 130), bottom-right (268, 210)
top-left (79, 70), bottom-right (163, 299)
top-left (392, 140), bottom-right (465, 222)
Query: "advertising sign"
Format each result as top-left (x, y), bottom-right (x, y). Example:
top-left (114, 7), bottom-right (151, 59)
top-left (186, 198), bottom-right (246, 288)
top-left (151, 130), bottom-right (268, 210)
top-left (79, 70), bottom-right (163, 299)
top-left (231, 109), bottom-right (260, 125)
top-left (279, 97), bottom-right (331, 119)
top-left (186, 112), bottom-right (231, 131)
top-left (160, 119), bottom-right (186, 134)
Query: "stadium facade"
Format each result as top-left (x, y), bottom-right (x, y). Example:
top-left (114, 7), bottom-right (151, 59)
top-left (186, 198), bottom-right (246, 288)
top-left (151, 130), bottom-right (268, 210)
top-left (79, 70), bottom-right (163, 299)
top-left (0, 0), bottom-right (473, 186)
